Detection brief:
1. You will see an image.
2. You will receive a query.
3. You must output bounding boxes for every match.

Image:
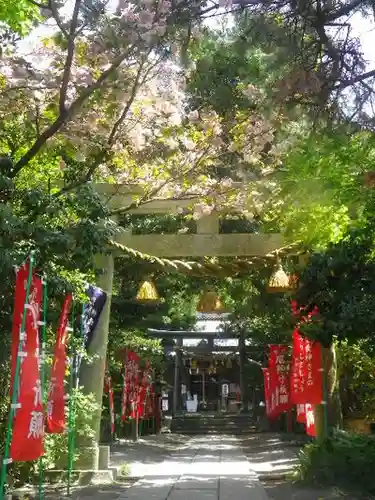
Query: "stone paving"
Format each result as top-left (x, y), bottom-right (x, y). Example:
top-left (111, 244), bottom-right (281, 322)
top-left (113, 435), bottom-right (269, 500)
top-left (241, 433), bottom-right (300, 479)
top-left (35, 431), bottom-right (310, 500)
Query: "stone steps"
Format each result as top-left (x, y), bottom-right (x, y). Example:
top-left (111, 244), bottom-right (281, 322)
top-left (171, 414), bottom-right (256, 435)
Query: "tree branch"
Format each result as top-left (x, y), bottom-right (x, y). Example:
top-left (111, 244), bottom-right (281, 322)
top-left (107, 60), bottom-right (148, 146)
top-left (12, 44), bottom-right (137, 176)
top-left (51, 52), bottom-right (159, 197)
top-left (59, 0), bottom-right (82, 115)
top-left (27, 0), bottom-right (49, 8)
top-left (325, 0), bottom-right (364, 22)
top-left (49, 0), bottom-right (69, 38)
top-left (336, 68), bottom-right (375, 90)
top-left (108, 146), bottom-right (214, 215)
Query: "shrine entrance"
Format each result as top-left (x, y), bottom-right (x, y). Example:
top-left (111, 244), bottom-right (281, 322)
top-left (147, 291), bottom-right (251, 415)
top-left (184, 354), bottom-right (241, 413)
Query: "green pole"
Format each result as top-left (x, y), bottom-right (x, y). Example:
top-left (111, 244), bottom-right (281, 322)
top-left (67, 303), bottom-right (85, 496)
top-left (67, 302), bottom-right (76, 497)
top-left (38, 277), bottom-right (48, 500)
top-left (0, 253), bottom-right (35, 500)
top-left (321, 347), bottom-right (329, 440)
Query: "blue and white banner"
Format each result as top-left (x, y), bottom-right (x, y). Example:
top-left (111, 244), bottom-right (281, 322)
top-left (82, 285), bottom-right (107, 350)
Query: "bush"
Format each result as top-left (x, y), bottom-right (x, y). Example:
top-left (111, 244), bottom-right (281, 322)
top-left (295, 430), bottom-right (375, 495)
top-left (0, 389), bottom-right (98, 492)
top-left (43, 389), bottom-right (99, 470)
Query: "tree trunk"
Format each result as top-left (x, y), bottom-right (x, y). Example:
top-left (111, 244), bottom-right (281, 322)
top-left (313, 342), bottom-right (343, 442)
top-left (239, 331), bottom-right (248, 412)
top-left (327, 342), bottom-right (343, 430)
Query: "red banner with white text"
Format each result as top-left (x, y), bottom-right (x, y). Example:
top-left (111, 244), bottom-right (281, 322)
top-left (138, 360), bottom-right (152, 419)
top-left (296, 403), bottom-right (306, 423)
top-left (11, 264), bottom-right (28, 387)
top-left (305, 404), bottom-right (316, 436)
top-left (121, 351), bottom-right (140, 420)
top-left (10, 263), bottom-right (44, 462)
top-left (268, 345), bottom-right (291, 417)
top-left (290, 329), bottom-right (323, 405)
top-left (262, 368), bottom-right (272, 418)
top-left (46, 294), bottom-right (72, 434)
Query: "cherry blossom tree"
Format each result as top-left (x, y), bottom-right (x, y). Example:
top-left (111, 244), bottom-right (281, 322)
top-left (2, 0), bottom-right (313, 220)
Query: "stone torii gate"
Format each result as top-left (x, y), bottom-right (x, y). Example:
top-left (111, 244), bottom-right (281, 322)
top-left (78, 183), bottom-right (292, 470)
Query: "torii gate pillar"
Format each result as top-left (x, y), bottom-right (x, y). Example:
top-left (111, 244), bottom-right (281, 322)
top-left (78, 252), bottom-right (115, 470)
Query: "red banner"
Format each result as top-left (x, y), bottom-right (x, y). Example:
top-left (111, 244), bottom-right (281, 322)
top-left (10, 263), bottom-right (44, 462)
top-left (305, 404), bottom-right (316, 436)
top-left (104, 368), bottom-right (115, 435)
top-left (138, 360), bottom-right (152, 419)
top-left (121, 351), bottom-right (140, 420)
top-left (11, 264), bottom-right (28, 386)
top-left (46, 294), bottom-right (72, 434)
top-left (296, 403), bottom-right (306, 423)
top-left (268, 345), bottom-right (291, 417)
top-left (290, 329), bottom-right (323, 405)
top-left (262, 368), bottom-right (272, 417)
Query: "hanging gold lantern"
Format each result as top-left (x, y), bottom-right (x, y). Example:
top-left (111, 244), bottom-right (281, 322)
top-left (267, 257), bottom-right (292, 293)
top-left (196, 289), bottom-right (228, 314)
top-left (136, 278), bottom-right (160, 303)
top-left (208, 362), bottom-right (215, 375)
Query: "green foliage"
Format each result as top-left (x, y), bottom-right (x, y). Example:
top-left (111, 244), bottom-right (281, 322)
top-left (0, 0), bottom-right (40, 34)
top-left (295, 208), bottom-right (375, 346)
top-left (296, 431), bottom-right (375, 496)
top-left (187, 13), bottom-right (310, 117)
top-left (0, 389), bottom-right (98, 490)
top-left (337, 340), bottom-right (375, 420)
top-left (272, 130), bottom-right (375, 247)
top-left (227, 269), bottom-right (294, 346)
top-left (44, 389), bottom-right (99, 470)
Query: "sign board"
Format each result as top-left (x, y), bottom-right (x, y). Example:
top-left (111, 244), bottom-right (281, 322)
top-left (222, 383), bottom-right (229, 396)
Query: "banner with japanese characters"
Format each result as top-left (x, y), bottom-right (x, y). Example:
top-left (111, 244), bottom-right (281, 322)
top-left (305, 404), bottom-right (316, 436)
top-left (138, 360), bottom-right (152, 419)
top-left (296, 403), bottom-right (306, 423)
top-left (11, 263), bottom-right (30, 387)
top-left (262, 368), bottom-right (272, 417)
top-left (104, 368), bottom-right (115, 435)
top-left (268, 345), bottom-right (291, 417)
top-left (121, 350), bottom-right (140, 420)
top-left (10, 263), bottom-right (44, 462)
top-left (47, 294), bottom-right (72, 434)
top-left (290, 329), bottom-right (323, 405)
top-left (82, 285), bottom-right (107, 350)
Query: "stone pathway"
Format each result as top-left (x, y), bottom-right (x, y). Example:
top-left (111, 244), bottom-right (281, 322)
top-left (113, 435), bottom-right (268, 500)
top-left (241, 433), bottom-right (300, 479)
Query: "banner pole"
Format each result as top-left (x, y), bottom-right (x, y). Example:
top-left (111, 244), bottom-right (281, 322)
top-left (67, 302), bottom-right (85, 496)
top-left (38, 277), bottom-right (48, 500)
top-left (67, 302), bottom-right (76, 497)
top-left (0, 253), bottom-right (35, 500)
top-left (321, 347), bottom-right (329, 440)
